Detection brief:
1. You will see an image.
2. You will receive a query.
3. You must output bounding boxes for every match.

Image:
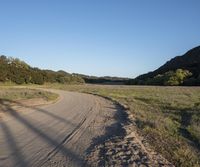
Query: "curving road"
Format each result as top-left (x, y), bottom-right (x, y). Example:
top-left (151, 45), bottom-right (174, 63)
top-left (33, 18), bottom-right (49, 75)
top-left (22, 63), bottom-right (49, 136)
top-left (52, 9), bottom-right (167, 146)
top-left (0, 90), bottom-right (122, 167)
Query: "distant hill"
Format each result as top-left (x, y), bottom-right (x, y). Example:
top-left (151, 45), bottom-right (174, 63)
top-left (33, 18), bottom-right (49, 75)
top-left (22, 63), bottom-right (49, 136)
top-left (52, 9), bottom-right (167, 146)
top-left (73, 73), bottom-right (130, 85)
top-left (128, 46), bottom-right (200, 86)
top-left (0, 55), bottom-right (84, 85)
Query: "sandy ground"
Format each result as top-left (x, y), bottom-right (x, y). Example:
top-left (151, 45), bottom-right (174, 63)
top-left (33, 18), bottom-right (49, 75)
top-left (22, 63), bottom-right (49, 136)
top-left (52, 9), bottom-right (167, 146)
top-left (0, 89), bottom-right (173, 167)
top-left (0, 90), bottom-right (124, 167)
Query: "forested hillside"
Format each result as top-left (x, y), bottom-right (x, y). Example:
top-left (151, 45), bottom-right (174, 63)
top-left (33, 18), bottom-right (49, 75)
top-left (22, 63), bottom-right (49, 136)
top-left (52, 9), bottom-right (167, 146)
top-left (127, 46), bottom-right (200, 86)
top-left (0, 55), bottom-right (84, 85)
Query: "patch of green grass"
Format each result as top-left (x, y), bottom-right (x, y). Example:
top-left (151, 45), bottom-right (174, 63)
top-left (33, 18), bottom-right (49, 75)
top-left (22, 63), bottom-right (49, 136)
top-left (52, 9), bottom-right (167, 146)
top-left (42, 84), bottom-right (200, 166)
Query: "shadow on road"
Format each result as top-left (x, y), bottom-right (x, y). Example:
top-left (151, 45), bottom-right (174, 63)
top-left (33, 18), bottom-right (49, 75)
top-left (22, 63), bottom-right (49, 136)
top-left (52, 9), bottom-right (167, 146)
top-left (0, 99), bottom-right (89, 167)
top-left (0, 121), bottom-right (29, 167)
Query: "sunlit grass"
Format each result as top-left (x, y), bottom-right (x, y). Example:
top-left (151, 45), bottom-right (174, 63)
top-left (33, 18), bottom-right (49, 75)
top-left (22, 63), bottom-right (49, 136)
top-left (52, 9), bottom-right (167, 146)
top-left (0, 87), bottom-right (58, 101)
top-left (43, 84), bottom-right (200, 167)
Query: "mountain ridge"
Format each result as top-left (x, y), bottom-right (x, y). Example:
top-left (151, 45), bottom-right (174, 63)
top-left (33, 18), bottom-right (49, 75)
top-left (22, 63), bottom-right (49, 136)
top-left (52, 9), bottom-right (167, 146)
top-left (137, 45), bottom-right (200, 80)
top-left (127, 45), bottom-right (200, 86)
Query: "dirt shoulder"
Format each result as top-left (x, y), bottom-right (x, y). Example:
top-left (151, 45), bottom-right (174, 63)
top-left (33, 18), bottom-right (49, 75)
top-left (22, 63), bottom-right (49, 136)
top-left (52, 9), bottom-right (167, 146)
top-left (85, 93), bottom-right (174, 167)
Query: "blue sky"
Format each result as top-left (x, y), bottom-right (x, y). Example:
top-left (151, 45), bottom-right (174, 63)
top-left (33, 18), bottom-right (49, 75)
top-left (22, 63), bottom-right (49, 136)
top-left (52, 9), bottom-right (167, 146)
top-left (0, 0), bottom-right (200, 78)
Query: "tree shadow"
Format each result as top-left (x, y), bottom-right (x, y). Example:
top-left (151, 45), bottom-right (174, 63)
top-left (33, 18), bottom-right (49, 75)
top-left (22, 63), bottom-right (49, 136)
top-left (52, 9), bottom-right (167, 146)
top-left (178, 109), bottom-right (200, 151)
top-left (161, 106), bottom-right (200, 151)
top-left (0, 97), bottom-right (130, 167)
top-left (0, 121), bottom-right (29, 167)
top-left (0, 99), bottom-right (81, 129)
top-left (0, 99), bottom-right (89, 167)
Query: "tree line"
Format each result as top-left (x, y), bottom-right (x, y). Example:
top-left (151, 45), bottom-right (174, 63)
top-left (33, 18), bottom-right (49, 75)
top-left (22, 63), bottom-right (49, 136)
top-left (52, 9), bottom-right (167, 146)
top-left (0, 55), bottom-right (84, 85)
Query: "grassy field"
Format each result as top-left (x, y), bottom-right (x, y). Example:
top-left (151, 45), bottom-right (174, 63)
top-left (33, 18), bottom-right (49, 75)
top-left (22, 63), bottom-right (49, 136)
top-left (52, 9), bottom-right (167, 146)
top-left (0, 87), bottom-right (58, 101)
top-left (43, 83), bottom-right (200, 167)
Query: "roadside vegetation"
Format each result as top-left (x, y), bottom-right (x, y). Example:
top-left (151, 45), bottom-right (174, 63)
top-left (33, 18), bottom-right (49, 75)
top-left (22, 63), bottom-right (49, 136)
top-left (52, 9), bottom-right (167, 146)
top-left (44, 84), bottom-right (200, 167)
top-left (0, 87), bottom-right (58, 101)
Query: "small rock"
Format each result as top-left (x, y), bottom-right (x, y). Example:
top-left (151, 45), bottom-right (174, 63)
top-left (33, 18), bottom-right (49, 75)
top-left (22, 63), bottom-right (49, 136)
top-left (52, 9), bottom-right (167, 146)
top-left (133, 150), bottom-right (139, 155)
top-left (141, 156), bottom-right (148, 162)
top-left (106, 151), bottom-right (113, 156)
top-left (126, 150), bottom-right (132, 155)
top-left (117, 151), bottom-right (124, 156)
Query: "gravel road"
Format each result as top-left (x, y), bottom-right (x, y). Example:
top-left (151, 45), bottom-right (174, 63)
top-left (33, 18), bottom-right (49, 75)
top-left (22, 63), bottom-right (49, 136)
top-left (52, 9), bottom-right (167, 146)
top-left (0, 90), bottom-right (123, 167)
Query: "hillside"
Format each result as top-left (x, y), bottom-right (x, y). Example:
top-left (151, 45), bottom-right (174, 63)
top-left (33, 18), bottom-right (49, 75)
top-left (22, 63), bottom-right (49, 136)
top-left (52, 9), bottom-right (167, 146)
top-left (0, 55), bottom-right (84, 85)
top-left (128, 46), bottom-right (200, 86)
top-left (73, 73), bottom-right (130, 84)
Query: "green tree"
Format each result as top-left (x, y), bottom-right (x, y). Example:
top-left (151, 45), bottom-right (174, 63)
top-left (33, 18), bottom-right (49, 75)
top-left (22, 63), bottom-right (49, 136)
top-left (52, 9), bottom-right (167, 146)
top-left (164, 69), bottom-right (192, 86)
top-left (31, 72), bottom-right (44, 85)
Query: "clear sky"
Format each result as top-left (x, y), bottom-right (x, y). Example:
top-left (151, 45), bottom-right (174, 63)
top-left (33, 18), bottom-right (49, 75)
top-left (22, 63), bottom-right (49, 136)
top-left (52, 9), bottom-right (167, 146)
top-left (0, 0), bottom-right (200, 78)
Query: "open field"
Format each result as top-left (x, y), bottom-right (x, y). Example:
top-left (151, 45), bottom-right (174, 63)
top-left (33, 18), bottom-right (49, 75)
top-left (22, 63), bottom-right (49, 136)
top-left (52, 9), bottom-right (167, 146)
top-left (43, 83), bottom-right (200, 167)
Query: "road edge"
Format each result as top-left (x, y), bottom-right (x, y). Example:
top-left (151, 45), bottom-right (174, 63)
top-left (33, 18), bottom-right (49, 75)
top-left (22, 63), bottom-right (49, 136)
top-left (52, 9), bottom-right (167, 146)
top-left (84, 92), bottom-right (174, 167)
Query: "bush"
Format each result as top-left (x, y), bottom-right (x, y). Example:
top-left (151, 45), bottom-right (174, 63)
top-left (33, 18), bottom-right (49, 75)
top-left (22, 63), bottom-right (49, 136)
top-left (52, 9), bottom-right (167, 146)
top-left (31, 72), bottom-right (44, 85)
top-left (164, 69), bottom-right (192, 86)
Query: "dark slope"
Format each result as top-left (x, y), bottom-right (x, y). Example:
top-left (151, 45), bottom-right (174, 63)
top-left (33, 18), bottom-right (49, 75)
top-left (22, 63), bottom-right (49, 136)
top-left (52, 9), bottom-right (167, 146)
top-left (73, 73), bottom-right (130, 85)
top-left (137, 46), bottom-right (200, 80)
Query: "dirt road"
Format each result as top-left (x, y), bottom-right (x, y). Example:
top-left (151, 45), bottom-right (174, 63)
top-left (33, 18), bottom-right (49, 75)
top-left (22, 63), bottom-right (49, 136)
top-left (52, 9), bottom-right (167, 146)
top-left (0, 90), bottom-right (125, 167)
top-left (0, 89), bottom-right (174, 167)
